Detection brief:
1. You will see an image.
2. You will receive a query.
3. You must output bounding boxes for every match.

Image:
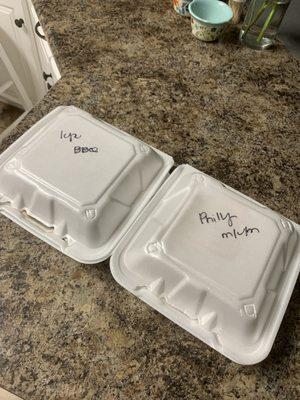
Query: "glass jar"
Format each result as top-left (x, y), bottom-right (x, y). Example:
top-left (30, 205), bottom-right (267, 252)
top-left (240, 0), bottom-right (290, 50)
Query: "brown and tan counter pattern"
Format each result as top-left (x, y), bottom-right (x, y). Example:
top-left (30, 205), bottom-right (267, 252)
top-left (0, 1), bottom-right (299, 399)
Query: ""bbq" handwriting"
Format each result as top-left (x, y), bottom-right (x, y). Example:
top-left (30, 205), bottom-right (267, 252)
top-left (74, 146), bottom-right (99, 154)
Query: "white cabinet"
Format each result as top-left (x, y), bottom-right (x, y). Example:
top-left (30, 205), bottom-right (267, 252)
top-left (0, 0), bottom-right (60, 108)
top-left (28, 2), bottom-right (61, 92)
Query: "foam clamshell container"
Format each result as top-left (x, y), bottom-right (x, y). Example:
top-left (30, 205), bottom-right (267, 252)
top-left (0, 106), bottom-right (299, 364)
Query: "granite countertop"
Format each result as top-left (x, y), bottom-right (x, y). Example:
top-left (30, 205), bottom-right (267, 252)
top-left (0, 1), bottom-right (299, 399)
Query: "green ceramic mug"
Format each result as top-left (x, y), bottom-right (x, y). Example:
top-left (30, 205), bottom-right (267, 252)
top-left (188, 0), bottom-right (233, 41)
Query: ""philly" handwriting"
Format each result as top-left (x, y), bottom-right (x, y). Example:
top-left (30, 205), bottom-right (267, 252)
top-left (199, 211), bottom-right (237, 227)
top-left (198, 210), bottom-right (260, 240)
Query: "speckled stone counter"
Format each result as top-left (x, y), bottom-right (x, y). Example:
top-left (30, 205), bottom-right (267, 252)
top-left (0, 1), bottom-right (299, 399)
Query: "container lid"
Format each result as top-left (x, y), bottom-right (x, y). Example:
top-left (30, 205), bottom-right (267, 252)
top-left (110, 164), bottom-right (300, 364)
top-left (0, 106), bottom-right (174, 263)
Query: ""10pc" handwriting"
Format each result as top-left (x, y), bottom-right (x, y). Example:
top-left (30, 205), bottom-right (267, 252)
top-left (60, 130), bottom-right (82, 142)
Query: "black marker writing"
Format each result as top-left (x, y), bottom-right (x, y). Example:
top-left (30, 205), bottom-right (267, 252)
top-left (74, 146), bottom-right (99, 154)
top-left (60, 130), bottom-right (82, 142)
top-left (221, 226), bottom-right (260, 239)
top-left (199, 211), bottom-right (238, 227)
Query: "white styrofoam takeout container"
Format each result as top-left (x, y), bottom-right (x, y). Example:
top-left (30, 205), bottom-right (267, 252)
top-left (0, 106), bottom-right (173, 263)
top-left (0, 106), bottom-right (299, 365)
